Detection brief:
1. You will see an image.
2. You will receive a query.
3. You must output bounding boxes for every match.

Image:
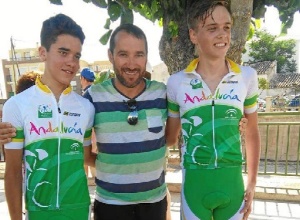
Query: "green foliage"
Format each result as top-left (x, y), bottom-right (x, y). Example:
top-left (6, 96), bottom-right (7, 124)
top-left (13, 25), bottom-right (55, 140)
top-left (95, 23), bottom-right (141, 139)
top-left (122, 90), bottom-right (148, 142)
top-left (78, 0), bottom-right (185, 44)
top-left (104, 18), bottom-right (111, 29)
top-left (91, 0), bottom-right (107, 8)
top-left (258, 77), bottom-right (269, 90)
top-left (49, 0), bottom-right (62, 5)
top-left (253, 0), bottom-right (300, 34)
top-left (108, 1), bottom-right (122, 21)
top-left (94, 69), bottom-right (115, 84)
top-left (247, 18), bottom-right (262, 41)
top-left (167, 21), bottom-right (178, 39)
top-left (121, 8), bottom-right (134, 24)
top-left (248, 30), bottom-right (297, 73)
top-left (258, 77), bottom-right (269, 96)
top-left (99, 29), bottom-right (113, 45)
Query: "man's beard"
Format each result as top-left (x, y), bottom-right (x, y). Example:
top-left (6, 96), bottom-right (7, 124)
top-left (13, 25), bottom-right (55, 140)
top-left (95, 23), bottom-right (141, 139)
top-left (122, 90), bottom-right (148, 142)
top-left (115, 68), bottom-right (144, 88)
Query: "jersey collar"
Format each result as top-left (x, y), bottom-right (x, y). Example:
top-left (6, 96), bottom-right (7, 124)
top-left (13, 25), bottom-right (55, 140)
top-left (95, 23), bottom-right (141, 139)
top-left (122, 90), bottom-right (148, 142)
top-left (35, 76), bottom-right (72, 95)
top-left (184, 57), bottom-right (241, 75)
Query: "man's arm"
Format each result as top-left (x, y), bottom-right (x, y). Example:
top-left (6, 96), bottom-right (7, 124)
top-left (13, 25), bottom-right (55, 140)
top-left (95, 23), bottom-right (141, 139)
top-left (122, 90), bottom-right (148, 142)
top-left (165, 117), bottom-right (181, 147)
top-left (240, 112), bottom-right (261, 219)
top-left (239, 117), bottom-right (248, 135)
top-left (4, 148), bottom-right (23, 220)
top-left (0, 122), bottom-right (16, 144)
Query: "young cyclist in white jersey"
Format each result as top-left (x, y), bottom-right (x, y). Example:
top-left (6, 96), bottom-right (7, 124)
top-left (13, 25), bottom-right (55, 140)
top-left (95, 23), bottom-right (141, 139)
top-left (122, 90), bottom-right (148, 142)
top-left (3, 14), bottom-right (95, 220)
top-left (166, 1), bottom-right (261, 220)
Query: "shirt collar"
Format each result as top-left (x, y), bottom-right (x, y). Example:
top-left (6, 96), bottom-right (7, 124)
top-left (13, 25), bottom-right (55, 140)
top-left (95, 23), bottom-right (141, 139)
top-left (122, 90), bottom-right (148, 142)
top-left (35, 76), bottom-right (72, 95)
top-left (184, 57), bottom-right (241, 75)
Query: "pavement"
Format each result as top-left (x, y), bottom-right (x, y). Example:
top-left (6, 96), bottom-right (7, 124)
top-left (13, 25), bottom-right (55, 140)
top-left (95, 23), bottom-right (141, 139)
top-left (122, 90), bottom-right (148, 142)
top-left (1, 157), bottom-right (300, 219)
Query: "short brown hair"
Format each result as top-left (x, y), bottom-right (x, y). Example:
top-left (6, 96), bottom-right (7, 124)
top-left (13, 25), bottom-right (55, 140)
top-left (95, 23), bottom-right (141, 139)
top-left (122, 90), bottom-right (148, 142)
top-left (16, 71), bottom-right (39, 94)
top-left (187, 1), bottom-right (231, 30)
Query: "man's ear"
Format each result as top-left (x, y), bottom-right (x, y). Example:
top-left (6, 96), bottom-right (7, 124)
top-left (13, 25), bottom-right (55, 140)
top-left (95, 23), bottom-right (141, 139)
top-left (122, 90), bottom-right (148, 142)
top-left (39, 46), bottom-right (47, 62)
top-left (108, 49), bottom-right (113, 63)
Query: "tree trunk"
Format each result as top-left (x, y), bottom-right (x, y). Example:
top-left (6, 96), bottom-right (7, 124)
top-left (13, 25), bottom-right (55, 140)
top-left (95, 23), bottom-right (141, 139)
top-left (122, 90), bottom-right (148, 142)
top-left (159, 1), bottom-right (194, 74)
top-left (159, 0), bottom-right (253, 71)
top-left (228, 0), bottom-right (253, 64)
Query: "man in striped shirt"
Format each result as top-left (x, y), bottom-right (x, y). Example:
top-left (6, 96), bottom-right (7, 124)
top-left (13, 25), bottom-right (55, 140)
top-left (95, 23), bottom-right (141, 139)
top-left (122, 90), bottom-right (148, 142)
top-left (84, 24), bottom-right (168, 220)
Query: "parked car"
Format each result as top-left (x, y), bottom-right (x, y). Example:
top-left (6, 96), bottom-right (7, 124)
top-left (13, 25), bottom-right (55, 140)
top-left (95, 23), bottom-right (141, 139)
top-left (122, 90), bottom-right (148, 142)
top-left (288, 95), bottom-right (300, 107)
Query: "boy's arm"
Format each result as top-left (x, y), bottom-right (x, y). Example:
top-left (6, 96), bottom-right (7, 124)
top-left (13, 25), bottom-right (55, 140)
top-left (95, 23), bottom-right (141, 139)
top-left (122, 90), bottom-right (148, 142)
top-left (4, 148), bottom-right (23, 220)
top-left (240, 112), bottom-right (261, 218)
top-left (165, 117), bottom-right (181, 147)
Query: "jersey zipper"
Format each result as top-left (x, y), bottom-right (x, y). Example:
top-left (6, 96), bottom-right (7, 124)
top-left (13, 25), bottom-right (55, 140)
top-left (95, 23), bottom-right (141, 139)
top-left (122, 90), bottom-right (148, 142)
top-left (212, 99), bottom-right (218, 168)
top-left (56, 100), bottom-right (62, 209)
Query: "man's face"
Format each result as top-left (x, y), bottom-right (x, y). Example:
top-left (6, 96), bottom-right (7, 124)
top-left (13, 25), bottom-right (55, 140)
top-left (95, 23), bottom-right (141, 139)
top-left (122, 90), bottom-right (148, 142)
top-left (39, 34), bottom-right (82, 88)
top-left (108, 31), bottom-right (147, 88)
top-left (189, 5), bottom-right (232, 59)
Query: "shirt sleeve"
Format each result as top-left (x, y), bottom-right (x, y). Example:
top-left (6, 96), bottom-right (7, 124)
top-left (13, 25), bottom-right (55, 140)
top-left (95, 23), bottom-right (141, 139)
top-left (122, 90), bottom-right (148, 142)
top-left (243, 66), bottom-right (259, 114)
top-left (83, 101), bottom-right (95, 147)
top-left (167, 75), bottom-right (180, 118)
top-left (2, 98), bottom-right (25, 149)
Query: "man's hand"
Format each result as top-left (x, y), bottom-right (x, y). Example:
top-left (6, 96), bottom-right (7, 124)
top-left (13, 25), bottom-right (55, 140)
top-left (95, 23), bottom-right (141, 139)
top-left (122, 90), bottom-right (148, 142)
top-left (239, 117), bottom-right (248, 135)
top-left (0, 122), bottom-right (16, 145)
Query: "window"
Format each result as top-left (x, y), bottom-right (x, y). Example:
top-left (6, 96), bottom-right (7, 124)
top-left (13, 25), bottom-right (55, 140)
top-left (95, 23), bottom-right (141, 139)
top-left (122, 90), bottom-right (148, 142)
top-left (24, 52), bottom-right (31, 60)
top-left (6, 75), bottom-right (12, 82)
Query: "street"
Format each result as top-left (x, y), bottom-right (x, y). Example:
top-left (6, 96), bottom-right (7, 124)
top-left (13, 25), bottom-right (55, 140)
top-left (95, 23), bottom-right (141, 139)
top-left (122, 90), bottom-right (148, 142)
top-left (1, 179), bottom-right (300, 220)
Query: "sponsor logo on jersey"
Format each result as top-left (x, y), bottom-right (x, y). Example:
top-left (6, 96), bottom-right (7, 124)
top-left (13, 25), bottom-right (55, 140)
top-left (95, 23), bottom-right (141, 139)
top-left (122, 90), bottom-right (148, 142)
top-left (190, 79), bottom-right (203, 89)
top-left (63, 111), bottom-right (81, 117)
top-left (225, 109), bottom-right (238, 119)
top-left (222, 80), bottom-right (238, 84)
top-left (67, 143), bottom-right (81, 155)
top-left (38, 104), bottom-right (52, 118)
top-left (184, 88), bottom-right (241, 104)
top-left (29, 122), bottom-right (83, 135)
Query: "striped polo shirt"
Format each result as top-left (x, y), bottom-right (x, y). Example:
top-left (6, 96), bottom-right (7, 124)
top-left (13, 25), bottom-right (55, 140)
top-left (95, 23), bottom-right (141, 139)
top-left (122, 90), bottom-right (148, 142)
top-left (84, 79), bottom-right (167, 205)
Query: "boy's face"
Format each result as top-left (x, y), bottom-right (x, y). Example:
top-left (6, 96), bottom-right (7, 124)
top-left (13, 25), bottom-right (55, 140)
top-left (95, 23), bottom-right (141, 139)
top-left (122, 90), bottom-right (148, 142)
top-left (39, 34), bottom-right (82, 88)
top-left (189, 5), bottom-right (232, 59)
top-left (108, 31), bottom-right (147, 88)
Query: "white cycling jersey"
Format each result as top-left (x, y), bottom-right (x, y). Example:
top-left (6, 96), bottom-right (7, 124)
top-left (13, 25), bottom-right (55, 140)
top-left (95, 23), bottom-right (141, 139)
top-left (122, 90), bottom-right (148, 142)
top-left (3, 77), bottom-right (95, 211)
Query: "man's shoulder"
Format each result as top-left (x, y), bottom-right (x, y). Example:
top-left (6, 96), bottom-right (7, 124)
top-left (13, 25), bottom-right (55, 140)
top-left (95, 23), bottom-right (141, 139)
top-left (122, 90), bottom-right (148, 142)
top-left (148, 80), bottom-right (166, 89)
top-left (90, 79), bottom-right (113, 91)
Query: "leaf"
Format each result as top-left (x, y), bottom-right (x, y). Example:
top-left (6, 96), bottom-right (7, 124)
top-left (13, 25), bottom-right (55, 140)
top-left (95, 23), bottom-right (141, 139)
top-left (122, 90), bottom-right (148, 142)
top-left (99, 70), bottom-right (110, 82)
top-left (99, 29), bottom-right (112, 45)
top-left (108, 1), bottom-right (122, 21)
top-left (82, 0), bottom-right (92, 3)
top-left (104, 18), bottom-right (111, 29)
top-left (49, 0), bottom-right (62, 5)
top-left (91, 0), bottom-right (107, 8)
top-left (121, 8), bottom-right (134, 24)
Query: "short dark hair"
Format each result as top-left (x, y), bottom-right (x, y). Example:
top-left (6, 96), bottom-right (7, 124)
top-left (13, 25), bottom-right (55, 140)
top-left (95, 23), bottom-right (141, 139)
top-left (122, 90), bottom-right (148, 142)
top-left (40, 13), bottom-right (85, 51)
top-left (109, 23), bottom-right (148, 55)
top-left (187, 0), bottom-right (231, 30)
